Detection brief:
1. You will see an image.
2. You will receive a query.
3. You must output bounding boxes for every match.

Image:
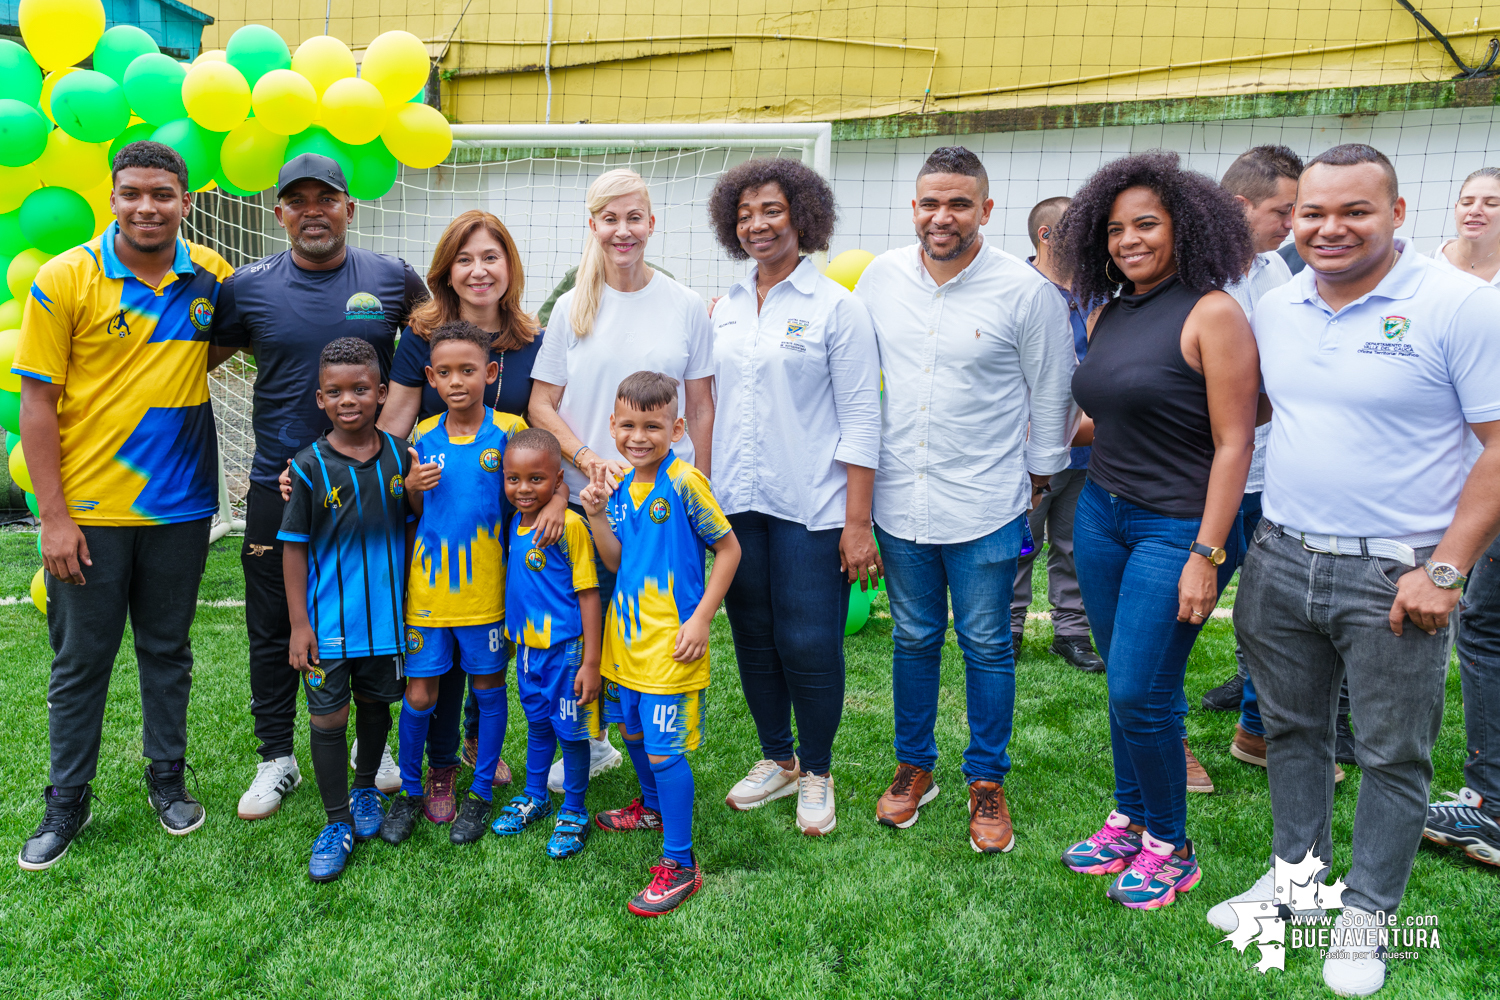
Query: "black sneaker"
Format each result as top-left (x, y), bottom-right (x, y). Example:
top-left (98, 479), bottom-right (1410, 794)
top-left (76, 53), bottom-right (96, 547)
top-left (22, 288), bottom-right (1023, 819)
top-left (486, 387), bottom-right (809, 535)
top-left (1423, 788), bottom-right (1500, 866)
top-left (627, 854), bottom-right (703, 917)
top-left (18, 785), bottom-right (95, 871)
top-left (450, 791), bottom-right (492, 845)
top-left (380, 793), bottom-right (424, 844)
top-left (1012, 631), bottom-right (1024, 656)
top-left (1336, 713), bottom-right (1358, 766)
top-left (145, 761), bottom-right (206, 835)
top-left (1051, 636), bottom-right (1105, 673)
top-left (1201, 673), bottom-right (1245, 712)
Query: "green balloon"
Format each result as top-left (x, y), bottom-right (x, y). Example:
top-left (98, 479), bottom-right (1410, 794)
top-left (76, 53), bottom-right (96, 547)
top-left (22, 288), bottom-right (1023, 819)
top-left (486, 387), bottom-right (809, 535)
top-left (93, 25), bottom-right (161, 85)
top-left (284, 127), bottom-right (354, 185)
top-left (152, 118), bottom-right (224, 191)
top-left (0, 99), bottom-right (49, 168)
top-left (0, 255), bottom-right (12, 305)
top-left (19, 186), bottom-right (94, 254)
top-left (25, 490), bottom-right (38, 517)
top-left (107, 121), bottom-right (157, 170)
top-left (212, 167), bottom-right (257, 197)
top-left (0, 40), bottom-right (42, 107)
top-left (346, 139), bottom-right (397, 200)
top-left (0, 389), bottom-right (18, 436)
top-left (0, 210), bottom-right (24, 257)
top-left (49, 70), bottom-right (131, 144)
top-left (123, 53), bottom-right (188, 127)
top-left (226, 25), bottom-right (291, 88)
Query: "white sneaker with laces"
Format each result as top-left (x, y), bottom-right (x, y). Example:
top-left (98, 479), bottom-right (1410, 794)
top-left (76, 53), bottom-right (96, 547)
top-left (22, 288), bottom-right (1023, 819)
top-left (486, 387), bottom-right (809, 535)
top-left (375, 745), bottom-right (401, 795)
top-left (237, 756), bottom-right (301, 820)
top-left (1207, 866), bottom-right (1327, 932)
top-left (796, 772), bottom-right (836, 835)
top-left (725, 758), bottom-right (802, 810)
top-left (546, 735), bottom-right (624, 793)
top-left (1323, 905), bottom-right (1387, 996)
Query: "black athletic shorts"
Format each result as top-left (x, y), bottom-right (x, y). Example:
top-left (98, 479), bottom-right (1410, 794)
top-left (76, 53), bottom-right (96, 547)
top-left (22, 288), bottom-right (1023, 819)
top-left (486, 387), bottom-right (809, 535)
top-left (302, 655), bottom-right (404, 715)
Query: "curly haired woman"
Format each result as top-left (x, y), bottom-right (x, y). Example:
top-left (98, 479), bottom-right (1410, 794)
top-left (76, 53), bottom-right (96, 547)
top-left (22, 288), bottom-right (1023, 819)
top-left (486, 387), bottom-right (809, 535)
top-left (1054, 150), bottom-right (1260, 909)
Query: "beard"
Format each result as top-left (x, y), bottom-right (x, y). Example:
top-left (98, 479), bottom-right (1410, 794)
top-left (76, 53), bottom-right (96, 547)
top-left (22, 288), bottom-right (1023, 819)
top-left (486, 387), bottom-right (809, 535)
top-left (120, 223), bottom-right (175, 255)
top-left (290, 226), bottom-right (345, 263)
top-left (920, 227), bottom-right (978, 262)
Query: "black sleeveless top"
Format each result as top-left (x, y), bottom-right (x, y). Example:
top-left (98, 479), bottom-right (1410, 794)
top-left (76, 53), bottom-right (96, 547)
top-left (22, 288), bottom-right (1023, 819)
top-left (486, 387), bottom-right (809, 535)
top-left (1071, 275), bottom-right (1214, 517)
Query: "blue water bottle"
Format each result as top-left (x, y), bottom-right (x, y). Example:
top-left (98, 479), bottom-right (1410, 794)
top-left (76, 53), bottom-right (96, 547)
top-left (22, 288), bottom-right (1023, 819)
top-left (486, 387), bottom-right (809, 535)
top-left (1020, 512), bottom-right (1035, 557)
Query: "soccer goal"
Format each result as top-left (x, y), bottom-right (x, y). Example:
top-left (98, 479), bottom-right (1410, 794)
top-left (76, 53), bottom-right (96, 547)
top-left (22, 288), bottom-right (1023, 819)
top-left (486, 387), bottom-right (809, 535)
top-left (192, 122), bottom-right (833, 530)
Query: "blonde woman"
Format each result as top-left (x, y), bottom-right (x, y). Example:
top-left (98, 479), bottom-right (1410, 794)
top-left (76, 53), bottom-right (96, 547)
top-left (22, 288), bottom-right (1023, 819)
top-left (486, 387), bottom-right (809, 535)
top-left (1434, 167), bottom-right (1500, 286)
top-left (529, 169), bottom-right (716, 802)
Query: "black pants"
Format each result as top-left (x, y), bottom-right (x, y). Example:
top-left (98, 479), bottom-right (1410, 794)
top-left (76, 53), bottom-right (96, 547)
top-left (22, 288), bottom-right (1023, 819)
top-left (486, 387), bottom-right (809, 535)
top-left (47, 519), bottom-right (210, 788)
top-left (243, 483), bottom-right (301, 761)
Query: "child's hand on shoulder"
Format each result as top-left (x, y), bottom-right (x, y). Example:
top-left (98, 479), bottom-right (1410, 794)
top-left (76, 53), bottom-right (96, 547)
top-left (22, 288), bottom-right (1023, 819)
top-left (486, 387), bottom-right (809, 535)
top-left (673, 616), bottom-right (710, 663)
top-left (278, 459), bottom-right (293, 502)
top-left (289, 623), bottom-right (319, 672)
top-left (534, 500), bottom-right (567, 547)
top-left (405, 448), bottom-right (442, 493)
top-left (574, 660), bottom-right (601, 706)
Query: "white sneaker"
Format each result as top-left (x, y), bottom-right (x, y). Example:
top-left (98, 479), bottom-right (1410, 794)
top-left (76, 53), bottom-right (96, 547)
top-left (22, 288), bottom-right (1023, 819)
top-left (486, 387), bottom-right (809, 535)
top-left (546, 735), bottom-right (624, 793)
top-left (1323, 905), bottom-right (1386, 996)
top-left (347, 738), bottom-right (402, 794)
top-left (1207, 866), bottom-right (1326, 932)
top-left (725, 758), bottom-right (802, 810)
top-left (237, 756), bottom-right (301, 820)
top-left (796, 772), bottom-right (836, 835)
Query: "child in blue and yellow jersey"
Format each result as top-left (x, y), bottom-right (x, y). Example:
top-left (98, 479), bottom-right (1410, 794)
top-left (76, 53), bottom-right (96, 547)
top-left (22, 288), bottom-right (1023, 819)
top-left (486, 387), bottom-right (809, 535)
top-left (379, 322), bottom-right (570, 849)
top-left (579, 371), bottom-right (741, 916)
top-left (490, 428), bottom-right (603, 858)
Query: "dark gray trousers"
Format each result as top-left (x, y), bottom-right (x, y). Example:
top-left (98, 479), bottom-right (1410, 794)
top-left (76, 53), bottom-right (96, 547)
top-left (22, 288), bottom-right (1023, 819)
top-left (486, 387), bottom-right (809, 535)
top-left (1011, 467), bottom-right (1090, 637)
top-left (45, 519), bottom-right (210, 789)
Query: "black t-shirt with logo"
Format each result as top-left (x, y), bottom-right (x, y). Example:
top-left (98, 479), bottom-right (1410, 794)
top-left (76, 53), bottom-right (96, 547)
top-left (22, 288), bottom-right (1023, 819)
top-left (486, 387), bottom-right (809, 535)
top-left (210, 247), bottom-right (428, 489)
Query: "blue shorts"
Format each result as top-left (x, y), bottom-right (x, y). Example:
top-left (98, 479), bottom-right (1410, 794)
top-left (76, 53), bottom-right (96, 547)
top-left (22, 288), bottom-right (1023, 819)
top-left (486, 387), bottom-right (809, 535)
top-left (404, 622), bottom-right (509, 678)
top-left (602, 680), bottom-right (706, 755)
top-left (517, 638), bottom-right (600, 741)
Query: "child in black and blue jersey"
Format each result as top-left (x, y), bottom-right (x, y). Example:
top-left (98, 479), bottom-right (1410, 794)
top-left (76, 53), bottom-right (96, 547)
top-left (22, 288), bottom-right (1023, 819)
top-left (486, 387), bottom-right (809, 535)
top-left (493, 428), bottom-right (602, 858)
top-left (279, 337), bottom-right (420, 883)
top-left (579, 371), bottom-right (741, 916)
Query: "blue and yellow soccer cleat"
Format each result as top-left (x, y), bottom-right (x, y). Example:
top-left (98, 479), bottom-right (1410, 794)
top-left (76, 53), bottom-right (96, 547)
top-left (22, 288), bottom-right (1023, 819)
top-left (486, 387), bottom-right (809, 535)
top-left (546, 809), bottom-right (591, 859)
top-left (490, 794), bottom-right (553, 836)
top-left (308, 822), bottom-right (354, 883)
top-left (347, 787), bottom-right (388, 841)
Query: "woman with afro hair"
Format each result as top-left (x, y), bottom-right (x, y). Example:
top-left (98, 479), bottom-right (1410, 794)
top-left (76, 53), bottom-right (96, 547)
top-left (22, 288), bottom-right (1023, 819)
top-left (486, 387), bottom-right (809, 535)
top-left (1054, 150), bottom-right (1261, 909)
top-left (705, 157), bottom-right (881, 837)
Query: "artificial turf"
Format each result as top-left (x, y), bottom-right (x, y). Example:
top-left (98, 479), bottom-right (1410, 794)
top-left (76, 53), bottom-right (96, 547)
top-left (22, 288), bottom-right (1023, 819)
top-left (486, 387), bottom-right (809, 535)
top-left (0, 531), bottom-right (1493, 999)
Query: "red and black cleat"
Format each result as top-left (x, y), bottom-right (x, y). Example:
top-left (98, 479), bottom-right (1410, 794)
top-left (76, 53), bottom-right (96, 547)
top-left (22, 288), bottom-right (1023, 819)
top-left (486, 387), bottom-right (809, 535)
top-left (594, 796), bottom-right (663, 832)
top-left (627, 855), bottom-right (702, 917)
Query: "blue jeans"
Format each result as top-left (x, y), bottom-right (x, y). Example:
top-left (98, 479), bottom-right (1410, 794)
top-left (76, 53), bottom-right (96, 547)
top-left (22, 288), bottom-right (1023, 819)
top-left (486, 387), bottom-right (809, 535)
top-left (722, 511), bottom-right (849, 775)
top-left (1458, 535), bottom-right (1500, 817)
top-left (876, 517), bottom-right (1023, 784)
top-left (1074, 481), bottom-right (1242, 846)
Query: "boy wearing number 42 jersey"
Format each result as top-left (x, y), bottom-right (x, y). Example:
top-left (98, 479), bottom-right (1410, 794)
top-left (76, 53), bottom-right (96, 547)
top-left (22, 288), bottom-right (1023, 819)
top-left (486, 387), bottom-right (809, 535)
top-left (580, 371), bottom-right (741, 917)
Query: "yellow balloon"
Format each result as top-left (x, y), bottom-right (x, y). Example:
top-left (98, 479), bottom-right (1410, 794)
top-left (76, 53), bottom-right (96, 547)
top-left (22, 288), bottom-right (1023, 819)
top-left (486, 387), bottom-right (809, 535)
top-left (35, 130), bottom-right (109, 193)
top-left (82, 178), bottom-right (112, 236)
top-left (7, 247), bottom-right (53, 302)
top-left (9, 438), bottom-right (32, 493)
top-left (0, 300), bottom-right (20, 330)
top-left (220, 117), bottom-right (287, 192)
top-left (825, 249), bottom-right (876, 291)
top-left (320, 77), bottom-right (387, 146)
top-left (183, 60), bottom-right (251, 132)
top-left (360, 31), bottom-right (429, 108)
top-left (292, 35), bottom-right (356, 99)
top-left (40, 68), bottom-right (76, 126)
top-left (252, 68), bottom-right (317, 136)
top-left (195, 49), bottom-right (227, 64)
top-left (30, 567), bottom-right (46, 616)
top-left (19, 0), bottom-right (105, 72)
top-left (0, 328), bottom-right (19, 393)
top-left (0, 162), bottom-right (42, 214)
top-left (380, 102), bottom-right (451, 170)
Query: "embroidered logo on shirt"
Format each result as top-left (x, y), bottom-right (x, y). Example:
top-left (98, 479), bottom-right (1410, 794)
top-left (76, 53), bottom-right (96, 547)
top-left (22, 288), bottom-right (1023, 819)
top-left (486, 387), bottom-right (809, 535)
top-left (1358, 316), bottom-right (1418, 358)
top-left (1381, 316), bottom-right (1410, 341)
top-left (479, 448), bottom-right (501, 472)
top-left (649, 497), bottom-right (671, 523)
top-left (189, 297), bottom-right (214, 331)
top-left (108, 309), bottom-right (131, 338)
top-left (405, 627), bottom-right (424, 653)
top-left (526, 547), bottom-right (547, 571)
top-left (786, 319), bottom-right (808, 337)
top-left (345, 292), bottom-right (384, 321)
top-left (389, 474), bottom-right (405, 498)
top-left (323, 486), bottom-right (343, 509)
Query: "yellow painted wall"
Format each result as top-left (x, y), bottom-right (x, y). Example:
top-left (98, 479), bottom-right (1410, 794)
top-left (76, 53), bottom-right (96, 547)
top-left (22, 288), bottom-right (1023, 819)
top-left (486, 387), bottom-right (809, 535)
top-left (195, 1), bottom-right (1500, 123)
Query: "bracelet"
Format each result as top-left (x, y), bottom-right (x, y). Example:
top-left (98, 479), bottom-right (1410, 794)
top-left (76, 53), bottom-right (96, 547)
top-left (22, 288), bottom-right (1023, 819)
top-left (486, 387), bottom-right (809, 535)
top-left (572, 445), bottom-right (590, 467)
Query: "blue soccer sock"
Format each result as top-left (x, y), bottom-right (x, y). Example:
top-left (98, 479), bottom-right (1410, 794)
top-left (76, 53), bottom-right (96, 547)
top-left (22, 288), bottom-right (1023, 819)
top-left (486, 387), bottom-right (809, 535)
top-left (525, 721), bottom-right (557, 801)
top-left (623, 734), bottom-right (659, 813)
top-left (398, 697), bottom-right (436, 797)
top-left (558, 736), bottom-right (591, 813)
top-left (470, 684), bottom-right (508, 803)
top-left (649, 753), bottom-right (695, 867)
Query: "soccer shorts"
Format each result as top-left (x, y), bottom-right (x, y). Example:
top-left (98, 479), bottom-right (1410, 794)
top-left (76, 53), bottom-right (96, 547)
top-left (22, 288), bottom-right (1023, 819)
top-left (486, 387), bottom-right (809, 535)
top-left (404, 622), bottom-right (509, 678)
top-left (517, 637), bottom-right (600, 741)
top-left (602, 680), bottom-right (706, 755)
top-left (303, 655), bottom-right (404, 715)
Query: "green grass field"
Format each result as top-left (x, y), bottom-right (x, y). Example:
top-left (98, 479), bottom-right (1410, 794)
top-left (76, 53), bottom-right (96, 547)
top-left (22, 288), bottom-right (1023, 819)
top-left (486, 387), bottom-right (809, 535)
top-left (0, 531), bottom-right (1493, 999)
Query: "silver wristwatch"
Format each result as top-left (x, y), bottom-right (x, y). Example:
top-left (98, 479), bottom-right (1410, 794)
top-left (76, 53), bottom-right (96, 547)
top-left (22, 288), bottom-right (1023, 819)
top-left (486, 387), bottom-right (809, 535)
top-left (1423, 559), bottom-right (1466, 590)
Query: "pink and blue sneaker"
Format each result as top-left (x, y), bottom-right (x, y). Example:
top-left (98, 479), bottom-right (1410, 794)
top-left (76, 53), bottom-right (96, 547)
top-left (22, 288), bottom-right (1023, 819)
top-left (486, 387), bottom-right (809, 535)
top-left (1105, 832), bottom-right (1201, 909)
top-left (1062, 811), bottom-right (1144, 874)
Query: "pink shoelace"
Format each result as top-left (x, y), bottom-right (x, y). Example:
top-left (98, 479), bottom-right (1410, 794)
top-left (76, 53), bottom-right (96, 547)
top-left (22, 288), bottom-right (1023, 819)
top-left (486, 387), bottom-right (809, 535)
top-left (1087, 823), bottom-right (1131, 849)
top-left (1127, 848), bottom-right (1171, 881)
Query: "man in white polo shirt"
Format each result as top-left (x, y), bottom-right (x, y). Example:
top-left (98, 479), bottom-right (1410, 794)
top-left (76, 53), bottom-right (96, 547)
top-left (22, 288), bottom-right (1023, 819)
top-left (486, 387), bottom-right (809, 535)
top-left (1208, 144), bottom-right (1500, 997)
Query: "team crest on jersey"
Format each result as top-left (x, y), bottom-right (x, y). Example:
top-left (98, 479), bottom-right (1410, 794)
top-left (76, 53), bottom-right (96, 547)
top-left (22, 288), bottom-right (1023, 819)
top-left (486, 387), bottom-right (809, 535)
top-left (1381, 316), bottom-right (1410, 341)
top-left (345, 292), bottom-right (384, 321)
top-left (786, 318), bottom-right (808, 338)
top-left (405, 627), bottom-right (424, 653)
top-left (305, 666), bottom-right (326, 689)
top-left (390, 475), bottom-right (405, 498)
top-left (323, 486), bottom-right (342, 509)
top-left (189, 297), bottom-right (214, 331)
top-left (480, 448), bottom-right (501, 472)
top-left (649, 497), bottom-right (671, 523)
top-left (526, 547), bottom-right (546, 571)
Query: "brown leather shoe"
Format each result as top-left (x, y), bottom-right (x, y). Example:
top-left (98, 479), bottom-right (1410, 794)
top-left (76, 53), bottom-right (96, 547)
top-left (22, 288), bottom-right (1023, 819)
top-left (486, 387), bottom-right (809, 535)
top-left (967, 781), bottom-right (1015, 853)
top-left (876, 763), bottom-right (939, 829)
top-left (1230, 724), bottom-right (1267, 767)
top-left (423, 764), bottom-right (459, 824)
top-left (1184, 739), bottom-right (1214, 794)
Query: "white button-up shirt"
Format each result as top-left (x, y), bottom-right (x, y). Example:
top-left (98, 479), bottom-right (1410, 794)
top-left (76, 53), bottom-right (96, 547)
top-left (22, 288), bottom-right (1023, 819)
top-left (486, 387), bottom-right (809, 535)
top-left (711, 257), bottom-right (881, 530)
top-left (1225, 250), bottom-right (1294, 494)
top-left (855, 242), bottom-right (1078, 545)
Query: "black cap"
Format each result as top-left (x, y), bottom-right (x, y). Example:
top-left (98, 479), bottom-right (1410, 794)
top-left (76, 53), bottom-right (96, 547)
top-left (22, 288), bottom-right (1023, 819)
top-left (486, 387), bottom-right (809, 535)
top-left (276, 153), bottom-right (348, 200)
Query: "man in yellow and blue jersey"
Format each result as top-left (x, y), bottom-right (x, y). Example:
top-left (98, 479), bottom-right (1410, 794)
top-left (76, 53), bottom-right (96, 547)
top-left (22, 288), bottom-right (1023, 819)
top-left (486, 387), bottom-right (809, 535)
top-left (494, 428), bottom-right (602, 859)
top-left (378, 322), bottom-right (571, 848)
top-left (580, 371), bottom-right (740, 917)
top-left (14, 142), bottom-right (233, 871)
